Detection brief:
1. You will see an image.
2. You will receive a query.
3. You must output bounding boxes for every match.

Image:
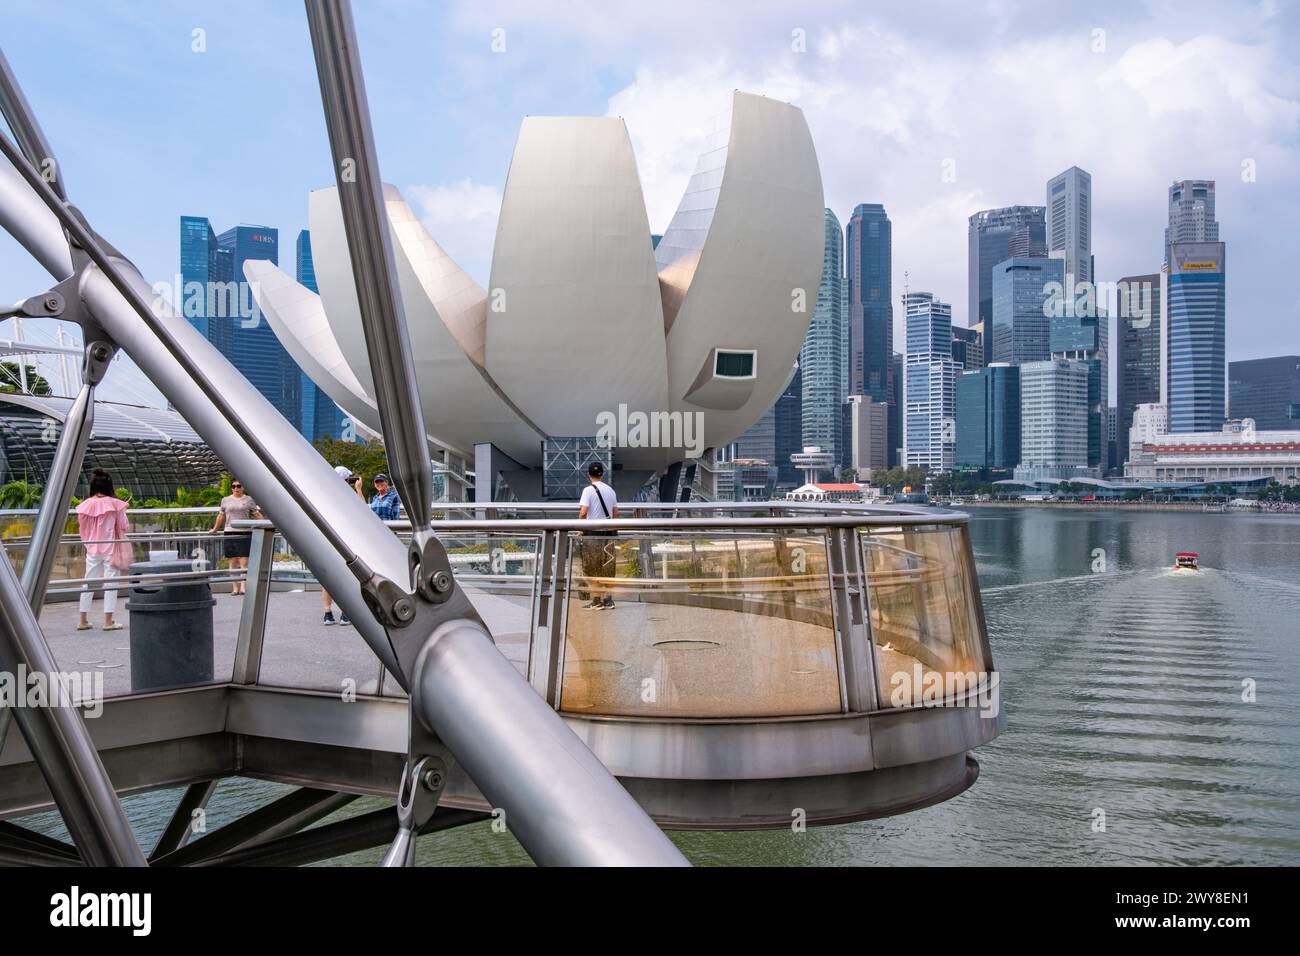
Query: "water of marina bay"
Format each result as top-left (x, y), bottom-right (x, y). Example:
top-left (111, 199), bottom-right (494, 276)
top-left (19, 507), bottom-right (1300, 866)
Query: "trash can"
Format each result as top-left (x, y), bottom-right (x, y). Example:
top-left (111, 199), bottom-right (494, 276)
top-left (125, 559), bottom-right (215, 693)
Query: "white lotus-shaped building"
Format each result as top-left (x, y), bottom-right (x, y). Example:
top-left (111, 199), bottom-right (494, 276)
top-left (247, 91), bottom-right (825, 475)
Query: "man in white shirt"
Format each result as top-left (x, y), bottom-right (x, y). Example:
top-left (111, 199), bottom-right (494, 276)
top-left (578, 462), bottom-right (619, 609)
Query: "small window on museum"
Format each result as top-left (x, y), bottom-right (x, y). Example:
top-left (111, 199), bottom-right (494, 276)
top-left (715, 351), bottom-right (754, 378)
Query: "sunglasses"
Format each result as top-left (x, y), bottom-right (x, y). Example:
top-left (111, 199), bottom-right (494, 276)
top-left (231, 484), bottom-right (243, 489)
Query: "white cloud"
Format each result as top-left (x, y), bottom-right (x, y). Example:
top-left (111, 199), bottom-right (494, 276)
top-left (406, 179), bottom-right (503, 285)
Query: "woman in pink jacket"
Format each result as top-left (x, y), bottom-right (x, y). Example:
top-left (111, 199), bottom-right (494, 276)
top-left (75, 468), bottom-right (131, 631)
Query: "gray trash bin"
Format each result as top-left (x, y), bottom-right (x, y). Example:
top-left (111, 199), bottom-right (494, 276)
top-left (125, 559), bottom-right (215, 693)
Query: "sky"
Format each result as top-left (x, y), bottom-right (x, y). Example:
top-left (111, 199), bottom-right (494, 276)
top-left (1, 0), bottom-right (1298, 405)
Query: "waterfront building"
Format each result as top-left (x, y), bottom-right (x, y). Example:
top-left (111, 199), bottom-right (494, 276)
top-left (967, 206), bottom-right (1046, 328)
top-left (295, 230), bottom-right (348, 442)
top-left (1046, 166), bottom-right (1091, 286)
top-left (955, 363), bottom-right (1020, 474)
top-left (990, 256), bottom-right (1062, 365)
top-left (1014, 359), bottom-right (1094, 482)
top-left (786, 481), bottom-right (864, 503)
top-left (731, 458), bottom-right (778, 501)
top-left (1126, 418), bottom-right (1300, 482)
top-left (790, 446), bottom-right (837, 484)
top-left (1166, 241), bottom-right (1226, 433)
top-left (801, 209), bottom-right (846, 465)
top-left (1126, 402), bottom-right (1168, 467)
top-left (1116, 273), bottom-right (1162, 458)
top-left (903, 292), bottom-right (959, 472)
top-left (1229, 355), bottom-right (1300, 431)
top-left (845, 203), bottom-right (893, 410)
top-left (775, 365), bottom-right (804, 488)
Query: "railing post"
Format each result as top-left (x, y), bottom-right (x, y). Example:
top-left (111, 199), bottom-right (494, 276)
top-left (231, 525), bottom-right (276, 685)
top-left (827, 527), bottom-right (877, 712)
top-left (528, 529), bottom-right (569, 706)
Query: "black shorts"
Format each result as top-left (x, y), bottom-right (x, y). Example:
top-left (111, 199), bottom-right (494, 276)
top-left (222, 533), bottom-right (251, 559)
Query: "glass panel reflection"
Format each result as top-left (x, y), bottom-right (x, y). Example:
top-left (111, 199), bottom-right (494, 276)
top-left (861, 524), bottom-right (987, 708)
top-left (559, 532), bottom-right (841, 717)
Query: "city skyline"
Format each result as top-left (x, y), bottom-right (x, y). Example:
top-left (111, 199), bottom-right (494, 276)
top-left (1, 1), bottom-right (1297, 414)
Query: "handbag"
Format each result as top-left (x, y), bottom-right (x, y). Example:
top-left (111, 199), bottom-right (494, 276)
top-left (110, 537), bottom-right (134, 572)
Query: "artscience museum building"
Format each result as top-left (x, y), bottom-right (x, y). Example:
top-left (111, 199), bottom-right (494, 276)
top-left (248, 91), bottom-right (826, 501)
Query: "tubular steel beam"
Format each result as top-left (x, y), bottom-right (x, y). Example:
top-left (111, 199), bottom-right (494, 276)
top-left (303, 0), bottom-right (434, 536)
top-left (151, 788), bottom-right (358, 867)
top-left (195, 806), bottom-right (487, 868)
top-left (0, 550), bottom-right (146, 866)
top-left (0, 820), bottom-right (81, 864)
top-left (414, 622), bottom-right (690, 866)
top-left (20, 380), bottom-right (96, 615)
top-left (149, 780), bottom-right (218, 860)
top-left (0, 47), bottom-right (66, 201)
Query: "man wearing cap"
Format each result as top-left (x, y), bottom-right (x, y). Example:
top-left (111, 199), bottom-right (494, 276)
top-left (369, 473), bottom-right (403, 522)
top-left (322, 464), bottom-right (365, 626)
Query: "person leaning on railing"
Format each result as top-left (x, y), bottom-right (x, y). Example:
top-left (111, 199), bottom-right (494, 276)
top-left (321, 464), bottom-right (365, 626)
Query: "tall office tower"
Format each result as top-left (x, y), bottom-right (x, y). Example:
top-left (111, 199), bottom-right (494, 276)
top-left (774, 365), bottom-right (804, 487)
top-left (955, 363), bottom-right (1020, 474)
top-left (1165, 180), bottom-right (1218, 260)
top-left (801, 209), bottom-right (846, 464)
top-left (845, 204), bottom-right (892, 408)
top-left (1106, 406), bottom-right (1119, 473)
top-left (903, 292), bottom-right (960, 471)
top-left (1115, 273), bottom-right (1162, 462)
top-left (990, 256), bottom-right (1062, 365)
top-left (1166, 242), bottom-right (1226, 432)
top-left (181, 217), bottom-right (303, 430)
top-left (295, 230), bottom-right (348, 442)
top-left (1046, 167), bottom-right (1091, 288)
top-left (888, 352), bottom-right (903, 468)
top-left (845, 395), bottom-right (888, 477)
top-left (1015, 359), bottom-right (1092, 482)
top-left (1050, 305), bottom-right (1108, 470)
top-left (951, 325), bottom-right (984, 371)
top-left (1229, 356), bottom-right (1300, 430)
top-left (967, 205), bottom-right (1047, 327)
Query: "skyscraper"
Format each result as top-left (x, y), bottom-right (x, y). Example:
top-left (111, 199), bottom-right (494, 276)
top-left (1166, 242), bottom-right (1226, 433)
top-left (1015, 359), bottom-right (1092, 482)
top-left (951, 325), bottom-right (984, 371)
top-left (967, 205), bottom-right (1046, 327)
top-left (845, 204), bottom-right (892, 404)
top-left (801, 209), bottom-right (846, 464)
top-left (903, 292), bottom-right (959, 472)
top-left (296, 230), bottom-right (348, 442)
top-left (1229, 356), bottom-right (1300, 430)
top-left (1165, 180), bottom-right (1218, 259)
top-left (1050, 304), bottom-right (1108, 469)
top-left (1116, 273), bottom-right (1162, 461)
top-left (889, 352), bottom-right (903, 468)
top-left (181, 217), bottom-right (303, 430)
top-left (845, 394), bottom-right (888, 477)
top-left (955, 363), bottom-right (1020, 474)
top-left (990, 256), bottom-right (1062, 366)
top-left (1047, 167), bottom-right (1091, 286)
top-left (775, 365), bottom-right (803, 487)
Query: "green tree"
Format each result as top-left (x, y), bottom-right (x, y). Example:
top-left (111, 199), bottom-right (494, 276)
top-left (314, 436), bottom-right (390, 490)
top-left (0, 362), bottom-right (52, 396)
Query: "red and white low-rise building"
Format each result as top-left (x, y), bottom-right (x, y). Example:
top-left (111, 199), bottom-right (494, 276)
top-left (1126, 418), bottom-right (1300, 482)
top-left (786, 482), bottom-right (866, 502)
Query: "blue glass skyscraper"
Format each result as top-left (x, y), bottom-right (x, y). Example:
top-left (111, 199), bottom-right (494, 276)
top-left (296, 230), bottom-right (348, 442)
top-left (180, 216), bottom-right (302, 432)
top-left (955, 363), bottom-right (1020, 473)
top-left (990, 256), bottom-right (1062, 366)
top-left (1167, 242), bottom-right (1226, 432)
top-left (845, 204), bottom-right (892, 404)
